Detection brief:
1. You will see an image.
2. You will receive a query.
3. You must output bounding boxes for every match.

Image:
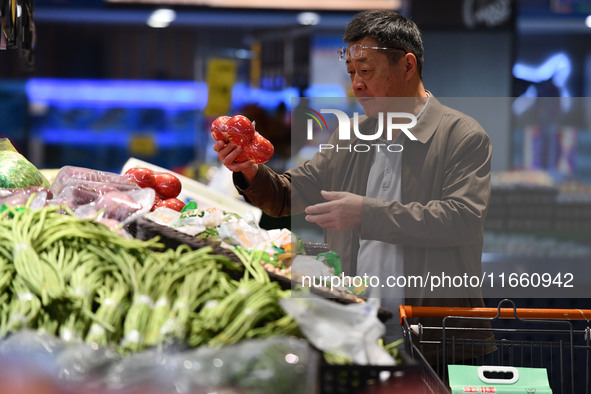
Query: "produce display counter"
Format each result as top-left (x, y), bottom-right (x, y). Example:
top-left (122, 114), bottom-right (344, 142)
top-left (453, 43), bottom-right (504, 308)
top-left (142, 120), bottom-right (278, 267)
top-left (131, 215), bottom-right (394, 322)
top-left (0, 144), bottom-right (409, 393)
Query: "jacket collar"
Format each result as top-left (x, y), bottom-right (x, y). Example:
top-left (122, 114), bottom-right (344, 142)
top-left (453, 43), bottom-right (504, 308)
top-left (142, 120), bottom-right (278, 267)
top-left (410, 95), bottom-right (444, 144)
top-left (357, 95), bottom-right (444, 144)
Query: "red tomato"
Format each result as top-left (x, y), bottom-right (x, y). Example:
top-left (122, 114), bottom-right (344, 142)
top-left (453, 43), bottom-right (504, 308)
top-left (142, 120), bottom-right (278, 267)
top-left (234, 152), bottom-right (250, 163)
top-left (152, 172), bottom-right (182, 199)
top-left (150, 195), bottom-right (163, 211)
top-left (212, 116), bottom-right (247, 162)
top-left (154, 197), bottom-right (185, 212)
top-left (212, 114), bottom-right (274, 164)
top-left (124, 168), bottom-right (154, 189)
top-left (211, 116), bottom-right (230, 142)
top-left (225, 115), bottom-right (255, 146)
top-left (243, 132), bottom-right (275, 164)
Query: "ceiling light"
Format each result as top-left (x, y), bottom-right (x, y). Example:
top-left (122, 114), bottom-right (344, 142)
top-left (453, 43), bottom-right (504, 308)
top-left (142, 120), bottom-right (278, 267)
top-left (585, 15), bottom-right (591, 28)
top-left (297, 12), bottom-right (320, 26)
top-left (147, 8), bottom-right (176, 28)
top-left (234, 49), bottom-right (251, 59)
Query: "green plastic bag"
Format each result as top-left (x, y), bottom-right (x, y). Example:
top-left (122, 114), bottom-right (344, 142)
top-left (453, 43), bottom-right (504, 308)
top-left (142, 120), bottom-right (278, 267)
top-left (316, 251), bottom-right (342, 276)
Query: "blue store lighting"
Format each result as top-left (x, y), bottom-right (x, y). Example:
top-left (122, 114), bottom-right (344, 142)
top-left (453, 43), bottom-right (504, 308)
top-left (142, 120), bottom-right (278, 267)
top-left (39, 128), bottom-right (196, 148)
top-left (25, 78), bottom-right (301, 111)
top-left (512, 53), bottom-right (573, 114)
top-left (513, 53), bottom-right (572, 88)
top-left (40, 129), bottom-right (130, 146)
top-left (26, 79), bottom-right (209, 109)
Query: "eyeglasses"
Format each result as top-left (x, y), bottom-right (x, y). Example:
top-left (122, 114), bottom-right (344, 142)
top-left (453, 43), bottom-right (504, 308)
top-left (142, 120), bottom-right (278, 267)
top-left (338, 44), bottom-right (407, 61)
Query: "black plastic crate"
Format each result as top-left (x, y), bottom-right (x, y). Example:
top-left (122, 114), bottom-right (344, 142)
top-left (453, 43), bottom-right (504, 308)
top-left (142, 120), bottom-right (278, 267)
top-left (319, 351), bottom-right (448, 394)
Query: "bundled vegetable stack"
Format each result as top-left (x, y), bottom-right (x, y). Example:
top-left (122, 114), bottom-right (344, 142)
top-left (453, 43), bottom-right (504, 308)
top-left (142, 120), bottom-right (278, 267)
top-left (0, 202), bottom-right (299, 353)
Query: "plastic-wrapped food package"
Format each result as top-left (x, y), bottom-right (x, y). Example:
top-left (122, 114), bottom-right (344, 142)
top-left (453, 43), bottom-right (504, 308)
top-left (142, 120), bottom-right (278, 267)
top-left (0, 356), bottom-right (64, 394)
top-left (0, 330), bottom-right (64, 364)
top-left (218, 214), bottom-right (270, 249)
top-left (175, 206), bottom-right (227, 228)
top-left (0, 187), bottom-right (51, 209)
top-left (0, 331), bottom-right (315, 394)
top-left (74, 188), bottom-right (156, 224)
top-left (280, 295), bottom-right (395, 366)
top-left (49, 166), bottom-right (139, 196)
top-left (149, 206), bottom-right (229, 236)
top-left (0, 331), bottom-right (65, 393)
top-left (100, 336), bottom-right (316, 394)
top-left (0, 185), bottom-right (53, 199)
top-left (0, 139), bottom-right (50, 189)
top-left (54, 185), bottom-right (114, 208)
top-left (182, 336), bottom-right (316, 394)
top-left (55, 341), bottom-right (122, 389)
top-left (101, 349), bottom-right (179, 393)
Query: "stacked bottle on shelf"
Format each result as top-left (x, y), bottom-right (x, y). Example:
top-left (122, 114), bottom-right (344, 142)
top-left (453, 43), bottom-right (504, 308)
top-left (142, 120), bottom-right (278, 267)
top-left (486, 170), bottom-right (591, 233)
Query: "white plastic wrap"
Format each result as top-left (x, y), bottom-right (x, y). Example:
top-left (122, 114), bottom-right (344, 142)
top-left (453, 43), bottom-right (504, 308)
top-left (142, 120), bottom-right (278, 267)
top-left (74, 188), bottom-right (156, 224)
top-left (280, 295), bottom-right (396, 366)
top-left (0, 331), bottom-right (316, 394)
top-left (50, 166), bottom-right (139, 196)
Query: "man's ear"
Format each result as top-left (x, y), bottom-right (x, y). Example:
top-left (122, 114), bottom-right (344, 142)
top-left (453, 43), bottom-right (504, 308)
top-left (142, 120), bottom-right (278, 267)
top-left (404, 53), bottom-right (418, 81)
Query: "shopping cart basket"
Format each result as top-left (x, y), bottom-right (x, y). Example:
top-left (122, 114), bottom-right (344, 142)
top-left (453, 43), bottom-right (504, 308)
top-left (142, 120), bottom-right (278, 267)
top-left (399, 299), bottom-right (591, 394)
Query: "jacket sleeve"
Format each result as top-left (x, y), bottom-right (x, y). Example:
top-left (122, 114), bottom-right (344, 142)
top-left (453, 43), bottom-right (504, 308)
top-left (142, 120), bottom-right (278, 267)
top-left (233, 165), bottom-right (293, 217)
top-left (360, 127), bottom-right (492, 247)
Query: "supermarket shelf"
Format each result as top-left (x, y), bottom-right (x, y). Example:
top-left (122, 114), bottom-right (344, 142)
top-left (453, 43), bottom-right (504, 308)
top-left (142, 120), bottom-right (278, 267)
top-left (481, 253), bottom-right (591, 298)
top-left (38, 129), bottom-right (195, 147)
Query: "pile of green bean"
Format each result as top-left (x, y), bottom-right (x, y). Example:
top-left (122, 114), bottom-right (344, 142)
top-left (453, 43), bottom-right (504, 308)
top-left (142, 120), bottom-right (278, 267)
top-left (0, 202), bottom-right (300, 353)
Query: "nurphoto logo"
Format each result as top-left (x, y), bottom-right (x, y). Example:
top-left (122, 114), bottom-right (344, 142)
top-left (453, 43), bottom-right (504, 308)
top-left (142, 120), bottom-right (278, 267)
top-left (304, 108), bottom-right (418, 153)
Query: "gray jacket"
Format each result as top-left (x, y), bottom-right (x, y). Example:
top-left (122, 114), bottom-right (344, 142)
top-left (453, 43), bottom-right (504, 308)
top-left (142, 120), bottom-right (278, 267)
top-left (235, 97), bottom-right (494, 359)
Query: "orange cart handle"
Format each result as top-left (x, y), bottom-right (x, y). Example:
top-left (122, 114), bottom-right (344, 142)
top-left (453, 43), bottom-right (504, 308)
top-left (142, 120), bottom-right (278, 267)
top-left (399, 304), bottom-right (591, 325)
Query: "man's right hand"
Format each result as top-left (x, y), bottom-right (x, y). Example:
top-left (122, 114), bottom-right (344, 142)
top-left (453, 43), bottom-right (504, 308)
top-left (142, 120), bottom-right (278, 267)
top-left (213, 141), bottom-right (259, 184)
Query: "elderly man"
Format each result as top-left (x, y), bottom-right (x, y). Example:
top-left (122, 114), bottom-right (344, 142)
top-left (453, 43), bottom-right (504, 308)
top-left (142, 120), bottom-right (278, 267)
top-left (214, 10), bottom-right (493, 358)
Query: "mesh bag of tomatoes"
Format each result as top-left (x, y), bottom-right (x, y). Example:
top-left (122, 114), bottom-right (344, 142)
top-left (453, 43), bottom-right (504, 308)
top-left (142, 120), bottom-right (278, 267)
top-left (124, 168), bottom-right (185, 212)
top-left (211, 115), bottom-right (274, 164)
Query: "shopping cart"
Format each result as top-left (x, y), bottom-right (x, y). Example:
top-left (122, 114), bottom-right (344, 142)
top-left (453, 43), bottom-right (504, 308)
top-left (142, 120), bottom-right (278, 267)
top-left (399, 299), bottom-right (591, 394)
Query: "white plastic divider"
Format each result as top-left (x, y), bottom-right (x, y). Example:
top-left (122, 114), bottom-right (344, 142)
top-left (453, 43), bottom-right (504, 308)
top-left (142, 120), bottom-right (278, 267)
top-left (121, 157), bottom-right (262, 223)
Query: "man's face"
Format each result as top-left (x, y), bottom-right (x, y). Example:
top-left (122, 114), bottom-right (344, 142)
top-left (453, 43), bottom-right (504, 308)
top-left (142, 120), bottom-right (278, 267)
top-left (345, 36), bottom-right (407, 116)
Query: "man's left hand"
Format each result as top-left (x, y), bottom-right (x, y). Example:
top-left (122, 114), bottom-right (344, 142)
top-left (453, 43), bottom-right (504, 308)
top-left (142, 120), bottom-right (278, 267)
top-left (304, 191), bottom-right (363, 230)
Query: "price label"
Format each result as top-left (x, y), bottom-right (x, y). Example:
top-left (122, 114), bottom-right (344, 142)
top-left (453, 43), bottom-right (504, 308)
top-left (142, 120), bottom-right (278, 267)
top-left (129, 133), bottom-right (157, 156)
top-left (205, 58), bottom-right (237, 117)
